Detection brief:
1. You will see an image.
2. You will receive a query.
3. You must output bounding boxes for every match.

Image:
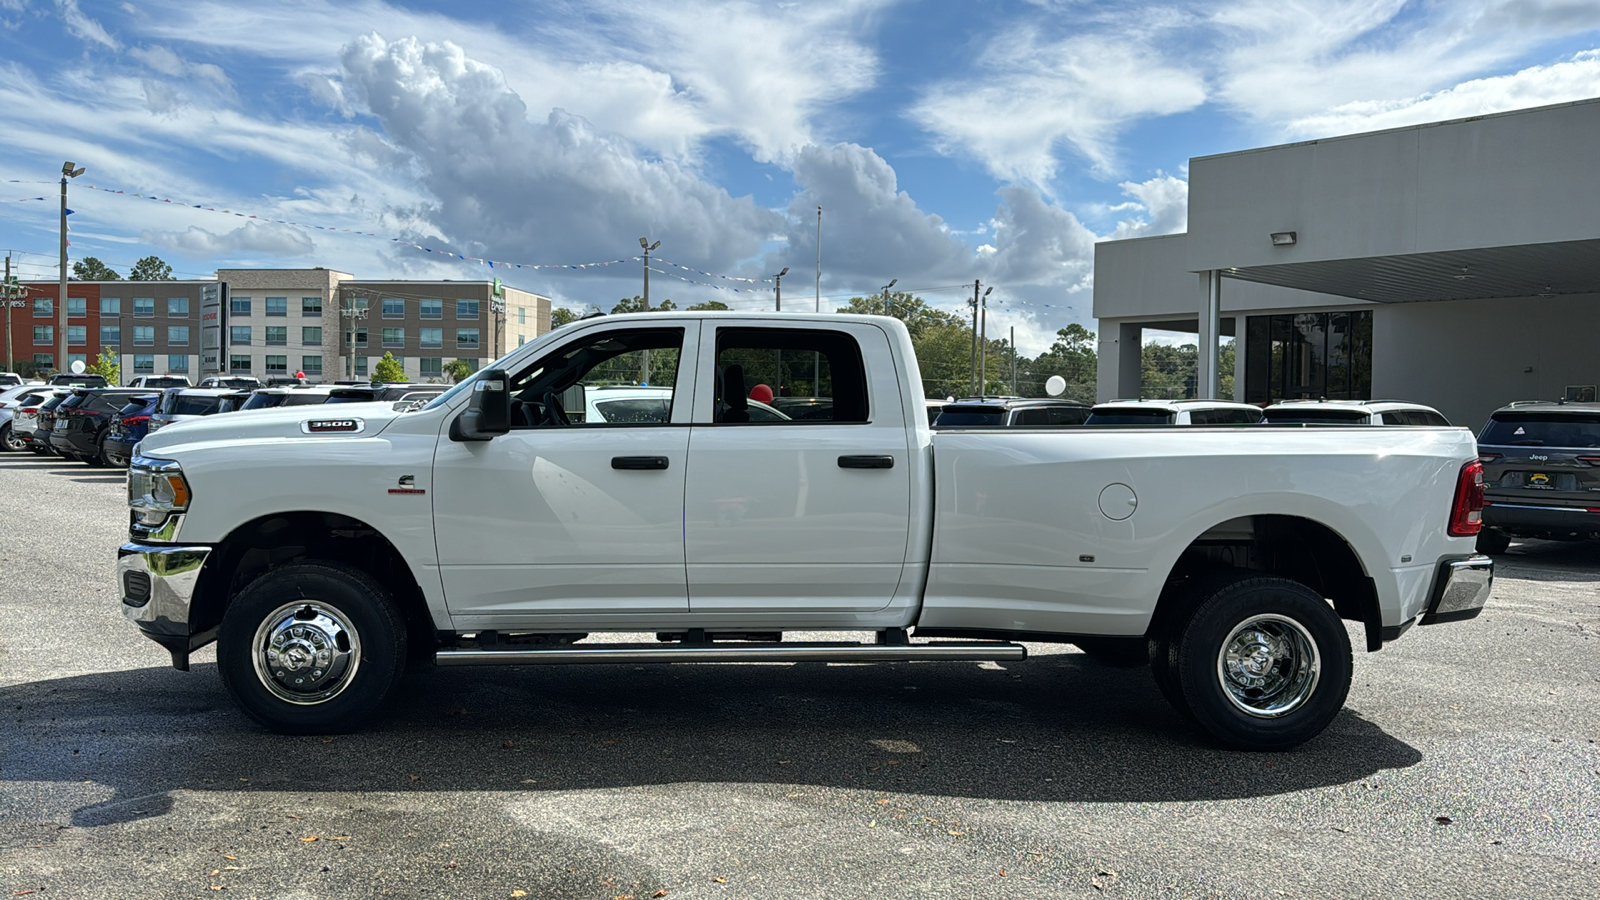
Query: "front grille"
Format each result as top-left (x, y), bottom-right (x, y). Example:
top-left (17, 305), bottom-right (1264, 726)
top-left (123, 570), bottom-right (152, 606)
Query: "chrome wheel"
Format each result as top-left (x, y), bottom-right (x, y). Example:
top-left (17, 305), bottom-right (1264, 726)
top-left (1, 425), bottom-right (23, 452)
top-left (250, 601), bottom-right (362, 706)
top-left (1215, 613), bottom-right (1320, 718)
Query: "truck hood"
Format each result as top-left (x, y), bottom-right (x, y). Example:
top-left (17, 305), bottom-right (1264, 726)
top-left (135, 402), bottom-right (408, 458)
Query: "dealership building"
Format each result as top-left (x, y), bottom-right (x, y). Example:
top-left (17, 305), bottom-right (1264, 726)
top-left (1093, 97), bottom-right (1600, 429)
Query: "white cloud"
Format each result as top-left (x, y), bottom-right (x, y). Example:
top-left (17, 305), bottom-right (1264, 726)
top-left (912, 25), bottom-right (1206, 185)
top-left (1285, 50), bottom-right (1600, 138)
top-left (145, 221), bottom-right (317, 257)
top-left (56, 0), bottom-right (117, 48)
top-left (1107, 172), bottom-right (1189, 240)
top-left (336, 34), bottom-right (784, 277)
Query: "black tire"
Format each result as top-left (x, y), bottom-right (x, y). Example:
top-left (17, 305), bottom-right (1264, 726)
top-left (85, 434), bottom-right (107, 467)
top-left (1475, 528), bottom-right (1511, 555)
top-left (1172, 575), bottom-right (1352, 751)
top-left (1073, 637), bottom-right (1148, 667)
top-left (0, 422), bottom-right (22, 452)
top-left (217, 562), bottom-right (407, 735)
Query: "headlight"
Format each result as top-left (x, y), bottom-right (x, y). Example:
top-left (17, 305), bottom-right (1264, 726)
top-left (129, 453), bottom-right (192, 541)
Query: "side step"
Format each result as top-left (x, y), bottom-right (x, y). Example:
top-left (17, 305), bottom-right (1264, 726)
top-left (435, 641), bottom-right (1026, 667)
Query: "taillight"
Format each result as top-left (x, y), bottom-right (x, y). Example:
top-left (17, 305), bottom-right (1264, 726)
top-left (123, 415), bottom-right (150, 425)
top-left (20, 407), bottom-right (38, 414)
top-left (1578, 456), bottom-right (1600, 467)
top-left (1448, 460), bottom-right (1486, 537)
top-left (1478, 452), bottom-right (1501, 464)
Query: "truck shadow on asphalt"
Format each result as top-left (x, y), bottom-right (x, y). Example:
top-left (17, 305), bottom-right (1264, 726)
top-left (1492, 539), bottom-right (1600, 582)
top-left (4, 652), bottom-right (1422, 828)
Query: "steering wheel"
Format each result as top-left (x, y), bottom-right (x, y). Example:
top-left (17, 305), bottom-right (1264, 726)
top-left (542, 391), bottom-right (571, 427)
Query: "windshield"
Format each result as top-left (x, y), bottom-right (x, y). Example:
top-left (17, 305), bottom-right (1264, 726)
top-left (1086, 407), bottom-right (1176, 425)
top-left (1264, 408), bottom-right (1368, 424)
top-left (1480, 413), bottom-right (1600, 448)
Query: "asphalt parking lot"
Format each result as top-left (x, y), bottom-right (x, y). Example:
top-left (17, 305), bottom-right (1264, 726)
top-left (1, 449), bottom-right (1597, 899)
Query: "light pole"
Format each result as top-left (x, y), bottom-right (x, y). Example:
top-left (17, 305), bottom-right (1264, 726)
top-left (639, 237), bottom-right (660, 309)
top-left (880, 278), bottom-right (897, 318)
top-left (977, 286), bottom-right (992, 396)
top-left (814, 205), bottom-right (822, 312)
top-left (773, 267), bottom-right (789, 311)
top-left (59, 161), bottom-right (84, 375)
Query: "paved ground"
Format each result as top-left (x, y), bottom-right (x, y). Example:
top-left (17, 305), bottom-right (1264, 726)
top-left (1, 448), bottom-right (1596, 899)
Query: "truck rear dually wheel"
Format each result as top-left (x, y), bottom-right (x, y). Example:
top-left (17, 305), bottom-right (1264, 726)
top-left (217, 562), bottom-right (406, 735)
top-left (1172, 575), bottom-right (1352, 751)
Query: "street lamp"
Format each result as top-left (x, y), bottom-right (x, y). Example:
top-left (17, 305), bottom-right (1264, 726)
top-left (978, 285), bottom-right (993, 396)
top-left (639, 237), bottom-right (660, 309)
top-left (59, 161), bottom-right (84, 376)
top-left (880, 278), bottom-right (897, 317)
top-left (773, 267), bottom-right (789, 311)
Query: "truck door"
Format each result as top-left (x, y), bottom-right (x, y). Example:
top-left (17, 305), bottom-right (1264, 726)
top-left (432, 322), bottom-right (699, 620)
top-left (683, 323), bottom-right (912, 613)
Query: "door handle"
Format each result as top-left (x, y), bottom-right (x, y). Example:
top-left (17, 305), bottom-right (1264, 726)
top-left (838, 455), bottom-right (894, 469)
top-left (612, 455), bottom-right (670, 470)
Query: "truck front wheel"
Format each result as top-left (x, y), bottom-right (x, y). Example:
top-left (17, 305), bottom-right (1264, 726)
top-left (1172, 575), bottom-right (1352, 751)
top-left (217, 562), bottom-right (406, 735)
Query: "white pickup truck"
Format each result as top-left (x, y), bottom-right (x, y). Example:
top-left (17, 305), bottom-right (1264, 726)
top-left (118, 313), bottom-right (1492, 750)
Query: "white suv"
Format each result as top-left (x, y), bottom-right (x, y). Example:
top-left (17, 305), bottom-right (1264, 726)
top-left (1086, 399), bottom-right (1264, 425)
top-left (1263, 400), bottom-right (1450, 426)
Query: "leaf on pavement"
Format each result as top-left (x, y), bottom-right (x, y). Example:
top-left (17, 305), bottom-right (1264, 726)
top-left (713, 876), bottom-right (727, 883)
top-left (653, 891), bottom-right (669, 898)
top-left (510, 892), bottom-right (528, 898)
top-left (300, 836), bottom-right (319, 843)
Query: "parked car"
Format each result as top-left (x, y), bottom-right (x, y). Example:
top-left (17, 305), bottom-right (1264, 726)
top-left (30, 391), bottom-right (78, 455)
top-left (1086, 399), bottom-right (1265, 425)
top-left (126, 375), bottom-right (192, 390)
top-left (767, 396), bottom-right (835, 420)
top-left (0, 372), bottom-right (22, 387)
top-left (103, 394), bottom-right (161, 468)
top-left (8, 388), bottom-right (71, 452)
top-left (48, 373), bottom-right (108, 388)
top-left (1, 384), bottom-right (53, 451)
top-left (236, 385), bottom-right (337, 410)
top-left (149, 387), bottom-right (241, 433)
top-left (933, 397), bottom-right (1092, 428)
top-left (48, 388), bottom-right (149, 465)
top-left (1264, 399), bottom-right (1450, 426)
top-left (570, 385), bottom-right (789, 425)
top-left (1474, 400), bottom-right (1600, 554)
top-left (197, 376), bottom-right (264, 390)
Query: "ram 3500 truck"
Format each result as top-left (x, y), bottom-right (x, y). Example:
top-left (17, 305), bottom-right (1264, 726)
top-left (118, 313), bottom-right (1492, 750)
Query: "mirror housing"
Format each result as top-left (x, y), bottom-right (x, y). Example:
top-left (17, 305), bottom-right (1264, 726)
top-left (449, 369), bottom-right (511, 442)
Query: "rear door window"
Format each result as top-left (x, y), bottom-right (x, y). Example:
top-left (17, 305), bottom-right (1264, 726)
top-left (1480, 414), bottom-right (1600, 448)
top-left (710, 327), bottom-right (868, 424)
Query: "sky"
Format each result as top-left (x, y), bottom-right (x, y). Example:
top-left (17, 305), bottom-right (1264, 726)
top-left (1, 0), bottom-right (1598, 355)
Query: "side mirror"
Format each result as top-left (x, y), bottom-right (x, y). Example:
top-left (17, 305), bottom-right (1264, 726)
top-left (449, 369), bottom-right (510, 442)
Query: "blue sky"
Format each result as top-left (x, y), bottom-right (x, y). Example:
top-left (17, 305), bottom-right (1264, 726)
top-left (2, 0), bottom-right (1598, 352)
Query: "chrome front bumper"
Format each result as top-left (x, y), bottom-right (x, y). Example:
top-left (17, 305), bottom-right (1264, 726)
top-left (118, 542), bottom-right (213, 669)
top-left (1420, 554), bottom-right (1493, 625)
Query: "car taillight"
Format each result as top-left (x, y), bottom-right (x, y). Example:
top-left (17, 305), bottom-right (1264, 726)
top-left (123, 415), bottom-right (150, 425)
top-left (1577, 456), bottom-right (1600, 467)
top-left (1478, 452), bottom-right (1501, 464)
top-left (20, 407), bottom-right (38, 414)
top-left (1448, 460), bottom-right (1485, 537)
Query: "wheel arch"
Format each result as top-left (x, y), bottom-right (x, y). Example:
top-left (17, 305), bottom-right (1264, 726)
top-left (1149, 514), bottom-right (1384, 652)
top-left (193, 511), bottom-right (439, 655)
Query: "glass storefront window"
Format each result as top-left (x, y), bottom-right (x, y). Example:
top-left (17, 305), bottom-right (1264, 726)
top-left (1244, 311), bottom-right (1372, 404)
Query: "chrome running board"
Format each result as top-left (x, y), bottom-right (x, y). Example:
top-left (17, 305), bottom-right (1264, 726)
top-left (435, 641), bottom-right (1026, 667)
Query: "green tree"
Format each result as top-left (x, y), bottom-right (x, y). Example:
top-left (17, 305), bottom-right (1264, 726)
top-left (442, 359), bottom-right (475, 382)
top-left (72, 257), bottom-right (121, 281)
top-left (836, 293), bottom-right (977, 398)
top-left (686, 300), bottom-right (730, 311)
top-left (128, 256), bottom-right (174, 281)
top-left (611, 296), bottom-right (676, 314)
top-left (1021, 324), bottom-right (1098, 402)
top-left (550, 307), bottom-right (580, 328)
top-left (87, 347), bottom-right (121, 385)
top-left (372, 351), bottom-right (406, 383)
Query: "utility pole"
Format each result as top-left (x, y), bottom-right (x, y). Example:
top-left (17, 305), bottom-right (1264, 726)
top-left (639, 237), bottom-right (660, 309)
top-left (969, 280), bottom-right (980, 396)
top-left (491, 298), bottom-right (505, 360)
top-left (978, 285), bottom-right (992, 396)
top-left (3, 255), bottom-right (15, 371)
top-left (880, 278), bottom-right (897, 319)
top-left (342, 297), bottom-right (368, 380)
top-left (1010, 325), bottom-right (1018, 396)
top-left (59, 161), bottom-right (84, 374)
top-left (773, 267), bottom-right (788, 311)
